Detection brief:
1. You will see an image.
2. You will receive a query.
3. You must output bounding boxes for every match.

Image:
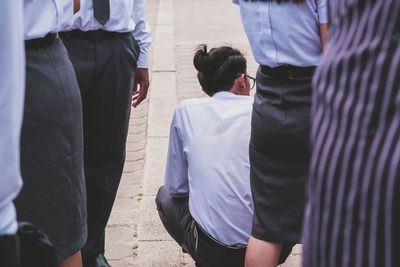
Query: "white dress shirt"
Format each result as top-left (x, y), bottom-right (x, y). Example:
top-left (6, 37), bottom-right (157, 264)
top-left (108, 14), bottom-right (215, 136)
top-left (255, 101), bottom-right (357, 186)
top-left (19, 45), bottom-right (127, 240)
top-left (234, 0), bottom-right (328, 67)
top-left (24, 0), bottom-right (75, 40)
top-left (65, 0), bottom-right (152, 68)
top-left (0, 0), bottom-right (25, 235)
top-left (165, 92), bottom-right (254, 246)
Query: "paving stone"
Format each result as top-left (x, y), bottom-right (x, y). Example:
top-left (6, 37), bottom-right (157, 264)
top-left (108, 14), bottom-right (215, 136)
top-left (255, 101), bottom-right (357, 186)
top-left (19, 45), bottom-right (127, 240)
top-left (107, 210), bottom-right (140, 227)
top-left (138, 197), bottom-right (172, 241)
top-left (138, 217), bottom-right (172, 242)
top-left (123, 160), bottom-right (145, 173)
top-left (120, 172), bottom-right (143, 185)
top-left (280, 254), bottom-right (302, 267)
top-left (182, 253), bottom-right (195, 266)
top-left (125, 151), bottom-right (145, 162)
top-left (292, 244), bottom-right (302, 255)
top-left (137, 241), bottom-right (182, 266)
top-left (130, 117), bottom-right (148, 126)
top-left (153, 25), bottom-right (175, 71)
top-left (143, 138), bottom-right (169, 196)
top-left (126, 141), bottom-right (146, 152)
top-left (106, 226), bottom-right (136, 243)
top-left (128, 125), bottom-right (147, 134)
top-left (113, 197), bottom-right (141, 211)
top-left (115, 182), bottom-right (143, 198)
top-left (147, 72), bottom-right (177, 137)
top-left (127, 133), bottom-right (146, 143)
top-left (105, 242), bottom-right (133, 261)
top-left (107, 260), bottom-right (133, 267)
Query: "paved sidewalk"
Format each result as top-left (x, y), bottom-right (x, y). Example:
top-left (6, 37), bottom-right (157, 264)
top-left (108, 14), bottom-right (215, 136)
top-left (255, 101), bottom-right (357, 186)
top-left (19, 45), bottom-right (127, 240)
top-left (105, 0), bottom-right (301, 266)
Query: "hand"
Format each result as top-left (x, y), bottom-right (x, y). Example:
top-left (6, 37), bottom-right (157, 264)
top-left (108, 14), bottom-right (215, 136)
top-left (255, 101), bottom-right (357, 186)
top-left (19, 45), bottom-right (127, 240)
top-left (132, 68), bottom-right (150, 108)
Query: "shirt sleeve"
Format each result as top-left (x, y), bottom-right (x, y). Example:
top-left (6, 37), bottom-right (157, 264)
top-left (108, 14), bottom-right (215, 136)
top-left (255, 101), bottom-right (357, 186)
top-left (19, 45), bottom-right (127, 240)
top-left (232, 0), bottom-right (239, 5)
top-left (0, 0), bottom-right (25, 235)
top-left (131, 0), bottom-right (152, 68)
top-left (164, 108), bottom-right (189, 197)
top-left (316, 0), bottom-right (328, 24)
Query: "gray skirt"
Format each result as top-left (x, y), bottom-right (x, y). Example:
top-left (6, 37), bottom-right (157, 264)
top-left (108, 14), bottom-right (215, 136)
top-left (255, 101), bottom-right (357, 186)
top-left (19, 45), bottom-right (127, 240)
top-left (250, 66), bottom-right (312, 244)
top-left (14, 38), bottom-right (87, 261)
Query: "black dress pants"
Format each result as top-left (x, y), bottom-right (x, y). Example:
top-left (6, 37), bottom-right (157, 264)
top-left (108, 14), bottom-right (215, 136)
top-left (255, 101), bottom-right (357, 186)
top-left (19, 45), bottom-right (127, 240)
top-left (61, 31), bottom-right (140, 259)
top-left (156, 186), bottom-right (247, 267)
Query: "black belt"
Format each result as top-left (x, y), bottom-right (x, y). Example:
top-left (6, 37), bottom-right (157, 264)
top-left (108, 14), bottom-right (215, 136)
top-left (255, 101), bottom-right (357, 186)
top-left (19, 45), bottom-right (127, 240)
top-left (25, 33), bottom-right (58, 49)
top-left (59, 30), bottom-right (130, 41)
top-left (260, 64), bottom-right (316, 79)
top-left (192, 220), bottom-right (246, 252)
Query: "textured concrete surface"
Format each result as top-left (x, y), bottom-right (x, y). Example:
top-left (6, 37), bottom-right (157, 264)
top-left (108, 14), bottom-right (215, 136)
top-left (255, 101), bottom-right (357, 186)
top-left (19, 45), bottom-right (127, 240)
top-left (105, 0), bottom-right (302, 266)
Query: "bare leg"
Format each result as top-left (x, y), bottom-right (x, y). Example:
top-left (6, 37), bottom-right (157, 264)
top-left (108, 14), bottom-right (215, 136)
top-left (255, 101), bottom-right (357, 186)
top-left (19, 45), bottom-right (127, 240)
top-left (58, 251), bottom-right (83, 267)
top-left (245, 236), bottom-right (282, 267)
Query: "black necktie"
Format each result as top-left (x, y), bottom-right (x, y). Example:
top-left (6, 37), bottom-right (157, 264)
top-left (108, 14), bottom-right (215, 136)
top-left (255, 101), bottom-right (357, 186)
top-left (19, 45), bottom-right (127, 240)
top-left (93, 0), bottom-right (110, 25)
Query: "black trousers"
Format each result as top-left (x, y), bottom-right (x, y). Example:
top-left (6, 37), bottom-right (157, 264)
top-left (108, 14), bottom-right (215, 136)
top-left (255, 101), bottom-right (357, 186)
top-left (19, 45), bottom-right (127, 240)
top-left (61, 31), bottom-right (140, 259)
top-left (156, 186), bottom-right (247, 267)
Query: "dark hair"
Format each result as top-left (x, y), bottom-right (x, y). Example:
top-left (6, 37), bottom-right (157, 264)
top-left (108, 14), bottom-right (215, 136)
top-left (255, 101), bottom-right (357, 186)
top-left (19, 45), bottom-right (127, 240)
top-left (193, 44), bottom-right (247, 96)
top-left (242, 0), bottom-right (306, 3)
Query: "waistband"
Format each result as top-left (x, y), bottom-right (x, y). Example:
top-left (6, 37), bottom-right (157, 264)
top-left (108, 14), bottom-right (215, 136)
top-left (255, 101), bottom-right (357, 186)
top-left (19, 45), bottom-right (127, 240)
top-left (59, 30), bottom-right (131, 41)
top-left (25, 33), bottom-right (58, 49)
top-left (192, 220), bottom-right (247, 252)
top-left (260, 65), bottom-right (316, 80)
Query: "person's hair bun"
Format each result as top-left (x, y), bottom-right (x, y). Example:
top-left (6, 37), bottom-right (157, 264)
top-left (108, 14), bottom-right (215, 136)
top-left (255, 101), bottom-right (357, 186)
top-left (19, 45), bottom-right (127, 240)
top-left (193, 44), bottom-right (247, 96)
top-left (193, 44), bottom-right (217, 74)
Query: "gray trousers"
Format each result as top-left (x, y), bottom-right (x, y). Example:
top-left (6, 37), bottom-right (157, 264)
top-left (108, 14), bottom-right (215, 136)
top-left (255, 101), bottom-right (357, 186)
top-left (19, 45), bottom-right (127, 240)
top-left (61, 31), bottom-right (140, 259)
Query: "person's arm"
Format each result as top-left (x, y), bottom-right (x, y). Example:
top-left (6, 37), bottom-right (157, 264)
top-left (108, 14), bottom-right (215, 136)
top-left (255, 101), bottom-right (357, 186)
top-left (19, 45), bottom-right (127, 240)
top-left (317, 0), bottom-right (329, 50)
top-left (74, 0), bottom-right (80, 14)
top-left (164, 109), bottom-right (189, 198)
top-left (320, 23), bottom-right (328, 50)
top-left (0, 0), bottom-right (24, 235)
top-left (131, 0), bottom-right (152, 107)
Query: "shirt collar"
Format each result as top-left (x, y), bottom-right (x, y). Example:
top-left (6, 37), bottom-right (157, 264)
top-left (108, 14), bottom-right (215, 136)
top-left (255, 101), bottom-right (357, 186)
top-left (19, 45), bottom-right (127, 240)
top-left (212, 91), bottom-right (237, 99)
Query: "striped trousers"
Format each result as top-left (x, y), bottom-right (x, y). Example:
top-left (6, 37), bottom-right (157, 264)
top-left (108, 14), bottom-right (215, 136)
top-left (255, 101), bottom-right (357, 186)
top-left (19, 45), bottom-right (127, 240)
top-left (302, 1), bottom-right (400, 266)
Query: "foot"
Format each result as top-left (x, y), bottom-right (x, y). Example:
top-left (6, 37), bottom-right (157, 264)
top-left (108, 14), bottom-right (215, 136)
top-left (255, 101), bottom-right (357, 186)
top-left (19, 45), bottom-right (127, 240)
top-left (83, 253), bottom-right (111, 267)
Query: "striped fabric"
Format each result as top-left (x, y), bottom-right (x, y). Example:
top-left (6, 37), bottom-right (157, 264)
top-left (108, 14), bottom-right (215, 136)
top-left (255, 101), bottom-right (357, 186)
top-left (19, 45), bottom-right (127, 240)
top-left (303, 1), bottom-right (400, 267)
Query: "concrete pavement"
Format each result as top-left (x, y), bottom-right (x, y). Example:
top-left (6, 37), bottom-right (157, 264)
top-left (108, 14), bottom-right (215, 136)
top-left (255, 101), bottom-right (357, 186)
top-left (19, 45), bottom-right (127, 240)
top-left (105, 0), bottom-right (302, 266)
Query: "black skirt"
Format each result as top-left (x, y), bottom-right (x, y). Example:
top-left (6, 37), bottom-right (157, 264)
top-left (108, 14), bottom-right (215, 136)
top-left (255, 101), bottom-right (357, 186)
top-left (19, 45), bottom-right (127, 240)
top-left (14, 39), bottom-right (87, 262)
top-left (250, 65), bottom-right (312, 244)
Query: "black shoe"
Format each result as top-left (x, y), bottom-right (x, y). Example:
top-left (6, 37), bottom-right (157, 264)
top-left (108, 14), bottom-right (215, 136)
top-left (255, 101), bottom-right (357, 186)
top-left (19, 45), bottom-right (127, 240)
top-left (83, 253), bottom-right (111, 267)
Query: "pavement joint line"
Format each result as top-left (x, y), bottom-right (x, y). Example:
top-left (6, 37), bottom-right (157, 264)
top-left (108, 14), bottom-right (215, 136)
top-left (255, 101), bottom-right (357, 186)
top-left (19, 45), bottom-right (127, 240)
top-left (139, 240), bottom-right (175, 243)
top-left (152, 70), bottom-right (176, 73)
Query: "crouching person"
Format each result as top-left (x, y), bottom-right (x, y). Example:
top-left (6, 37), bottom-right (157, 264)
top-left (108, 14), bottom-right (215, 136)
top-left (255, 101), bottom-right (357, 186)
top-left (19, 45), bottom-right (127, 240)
top-left (156, 44), bottom-right (255, 267)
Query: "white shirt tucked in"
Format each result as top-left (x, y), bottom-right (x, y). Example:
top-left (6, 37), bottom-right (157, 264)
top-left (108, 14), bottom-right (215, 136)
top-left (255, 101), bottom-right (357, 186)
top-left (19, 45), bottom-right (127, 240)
top-left (65, 0), bottom-right (152, 68)
top-left (234, 0), bottom-right (327, 67)
top-left (0, 0), bottom-right (25, 235)
top-left (165, 92), bottom-right (254, 246)
top-left (24, 0), bottom-right (75, 40)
